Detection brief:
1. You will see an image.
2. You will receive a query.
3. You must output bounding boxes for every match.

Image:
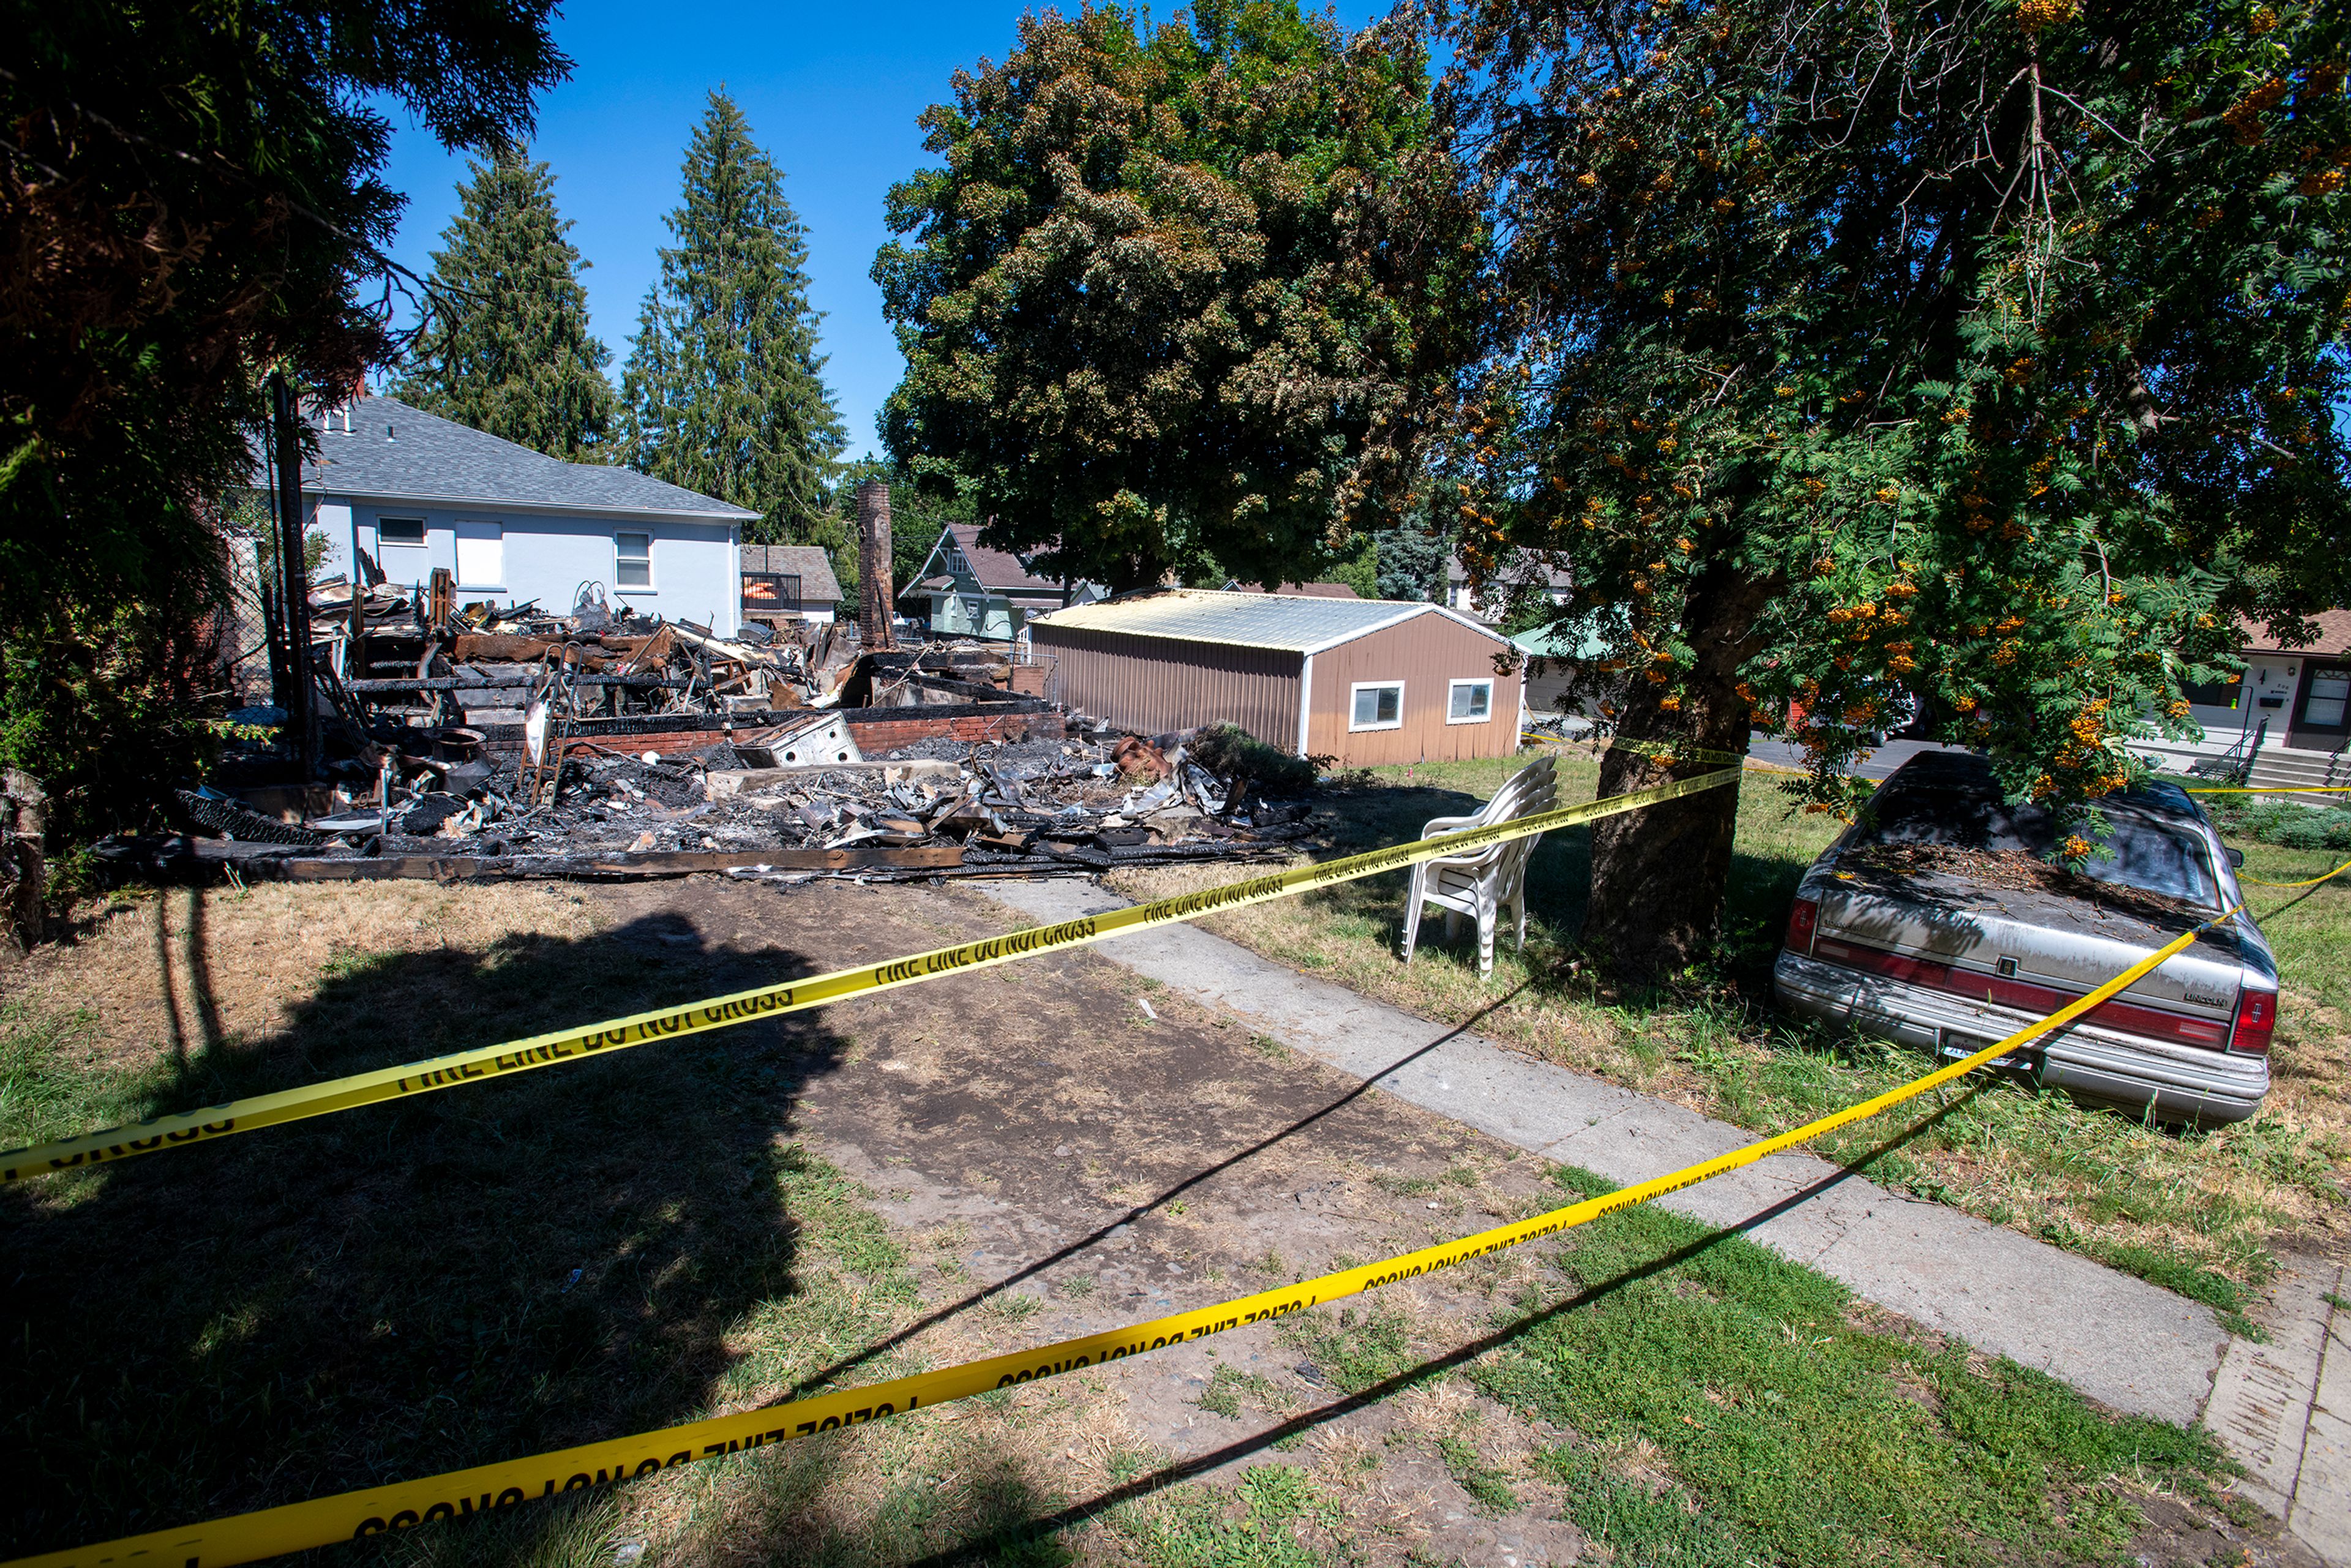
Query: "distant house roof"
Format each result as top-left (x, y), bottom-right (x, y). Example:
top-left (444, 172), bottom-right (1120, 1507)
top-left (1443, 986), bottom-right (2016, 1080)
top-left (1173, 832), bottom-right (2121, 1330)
top-left (1512, 621), bottom-right (1613, 661)
top-left (287, 394), bottom-right (755, 521)
top-left (741, 544), bottom-right (842, 604)
top-left (1032, 590), bottom-right (1510, 656)
top-left (2240, 610), bottom-right (2351, 657)
top-left (1449, 552), bottom-right (1573, 591)
top-left (945, 523), bottom-right (1065, 598)
top-left (1226, 581), bottom-right (1361, 599)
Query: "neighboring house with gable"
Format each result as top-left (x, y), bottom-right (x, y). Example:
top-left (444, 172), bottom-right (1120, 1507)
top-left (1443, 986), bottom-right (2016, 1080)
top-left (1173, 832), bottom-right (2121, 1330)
top-left (2179, 611), bottom-right (2351, 759)
top-left (1445, 552), bottom-right (1573, 624)
top-left (899, 523), bottom-right (1105, 642)
top-left (287, 393), bottom-right (756, 636)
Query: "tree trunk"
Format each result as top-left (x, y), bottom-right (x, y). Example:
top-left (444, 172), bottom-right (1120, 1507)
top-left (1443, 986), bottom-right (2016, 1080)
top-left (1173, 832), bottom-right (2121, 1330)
top-left (1583, 563), bottom-right (1777, 981)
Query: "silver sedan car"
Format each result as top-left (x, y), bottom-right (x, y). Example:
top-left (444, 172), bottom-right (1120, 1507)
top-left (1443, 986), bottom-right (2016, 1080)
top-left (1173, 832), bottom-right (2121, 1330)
top-left (1772, 751), bottom-right (2276, 1125)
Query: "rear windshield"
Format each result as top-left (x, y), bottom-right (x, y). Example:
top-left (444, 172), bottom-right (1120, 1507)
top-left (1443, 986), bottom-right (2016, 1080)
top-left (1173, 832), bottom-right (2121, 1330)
top-left (1854, 787), bottom-right (2219, 907)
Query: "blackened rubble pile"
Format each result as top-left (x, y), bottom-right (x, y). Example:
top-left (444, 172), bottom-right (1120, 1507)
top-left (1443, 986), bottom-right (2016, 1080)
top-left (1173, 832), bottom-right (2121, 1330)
top-left (156, 722), bottom-right (1316, 884)
top-left (718, 730), bottom-right (1317, 883)
top-left (318, 577), bottom-right (844, 727)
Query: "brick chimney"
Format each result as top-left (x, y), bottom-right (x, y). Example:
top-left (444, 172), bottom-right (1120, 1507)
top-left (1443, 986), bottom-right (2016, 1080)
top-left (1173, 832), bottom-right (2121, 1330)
top-left (857, 479), bottom-right (896, 648)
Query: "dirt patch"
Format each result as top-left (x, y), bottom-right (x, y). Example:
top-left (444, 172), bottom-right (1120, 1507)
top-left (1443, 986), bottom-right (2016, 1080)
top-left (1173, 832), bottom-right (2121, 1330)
top-left (585, 876), bottom-right (1592, 1564)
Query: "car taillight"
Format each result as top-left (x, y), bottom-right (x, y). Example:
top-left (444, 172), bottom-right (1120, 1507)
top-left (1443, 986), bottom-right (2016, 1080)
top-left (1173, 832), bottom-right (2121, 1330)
top-left (2230, 989), bottom-right (2276, 1056)
top-left (1784, 897), bottom-right (1818, 956)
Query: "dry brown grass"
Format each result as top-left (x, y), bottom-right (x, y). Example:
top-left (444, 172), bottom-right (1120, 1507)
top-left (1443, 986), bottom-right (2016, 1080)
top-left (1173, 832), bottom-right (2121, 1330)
top-left (9, 882), bottom-right (607, 1079)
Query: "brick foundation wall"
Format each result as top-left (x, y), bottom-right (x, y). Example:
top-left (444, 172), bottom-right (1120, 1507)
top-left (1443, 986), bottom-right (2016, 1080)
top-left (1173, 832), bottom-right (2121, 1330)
top-left (846, 711), bottom-right (1053, 752)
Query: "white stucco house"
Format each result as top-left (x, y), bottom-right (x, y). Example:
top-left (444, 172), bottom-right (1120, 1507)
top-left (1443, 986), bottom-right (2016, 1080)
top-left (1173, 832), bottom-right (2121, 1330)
top-left (287, 394), bottom-right (757, 636)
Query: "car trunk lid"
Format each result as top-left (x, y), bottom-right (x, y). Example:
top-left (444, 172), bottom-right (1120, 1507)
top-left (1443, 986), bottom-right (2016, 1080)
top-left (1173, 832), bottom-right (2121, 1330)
top-left (1812, 863), bottom-right (2243, 1039)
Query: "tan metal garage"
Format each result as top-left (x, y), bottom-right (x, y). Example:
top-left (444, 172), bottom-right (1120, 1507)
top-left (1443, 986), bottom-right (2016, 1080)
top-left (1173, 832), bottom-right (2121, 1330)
top-left (1030, 591), bottom-right (1523, 765)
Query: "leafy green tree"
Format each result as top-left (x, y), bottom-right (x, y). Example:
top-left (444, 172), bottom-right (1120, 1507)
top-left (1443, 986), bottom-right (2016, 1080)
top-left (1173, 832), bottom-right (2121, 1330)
top-left (395, 150), bottom-right (615, 460)
top-left (622, 92), bottom-right (847, 542)
top-left (874, 0), bottom-right (1479, 593)
top-left (1, 0), bottom-right (566, 849)
top-left (1443, 0), bottom-right (2351, 976)
top-left (1328, 535), bottom-right (1381, 599)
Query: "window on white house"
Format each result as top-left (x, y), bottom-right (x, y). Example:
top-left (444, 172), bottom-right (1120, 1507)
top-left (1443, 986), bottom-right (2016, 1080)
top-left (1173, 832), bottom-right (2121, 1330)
top-left (455, 520), bottom-right (503, 588)
top-left (1351, 682), bottom-right (1404, 731)
top-left (1448, 678), bottom-right (1494, 723)
top-left (617, 531), bottom-right (652, 588)
top-left (2308, 670), bottom-right (2349, 727)
top-left (376, 517), bottom-right (427, 584)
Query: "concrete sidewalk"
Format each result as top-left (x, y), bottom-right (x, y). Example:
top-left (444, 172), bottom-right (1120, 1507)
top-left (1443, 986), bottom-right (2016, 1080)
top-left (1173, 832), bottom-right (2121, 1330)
top-left (985, 880), bottom-right (2351, 1559)
top-left (988, 878), bottom-right (2224, 1419)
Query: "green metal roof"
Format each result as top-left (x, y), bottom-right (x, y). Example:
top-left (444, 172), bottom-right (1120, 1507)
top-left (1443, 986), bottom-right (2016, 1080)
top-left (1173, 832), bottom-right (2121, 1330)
top-left (1512, 619), bottom-right (1613, 660)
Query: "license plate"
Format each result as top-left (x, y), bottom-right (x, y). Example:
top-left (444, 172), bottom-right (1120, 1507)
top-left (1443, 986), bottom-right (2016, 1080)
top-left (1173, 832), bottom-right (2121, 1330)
top-left (1940, 1031), bottom-right (2034, 1071)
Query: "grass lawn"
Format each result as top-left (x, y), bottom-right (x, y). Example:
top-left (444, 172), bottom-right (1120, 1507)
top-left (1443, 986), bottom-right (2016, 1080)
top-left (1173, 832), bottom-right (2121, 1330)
top-left (1288, 1168), bottom-right (2222, 1568)
top-left (0, 876), bottom-right (2271, 1567)
top-left (1112, 748), bottom-right (2351, 1319)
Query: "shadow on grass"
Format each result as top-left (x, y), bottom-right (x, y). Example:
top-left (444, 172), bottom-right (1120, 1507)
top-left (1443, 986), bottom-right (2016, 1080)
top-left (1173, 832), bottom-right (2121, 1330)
top-left (0, 902), bottom-right (857, 1564)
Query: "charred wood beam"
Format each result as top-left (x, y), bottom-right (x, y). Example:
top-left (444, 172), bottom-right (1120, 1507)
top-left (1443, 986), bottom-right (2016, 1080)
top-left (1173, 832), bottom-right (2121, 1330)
top-left (345, 673), bottom-right (697, 694)
top-left (137, 838), bottom-right (968, 882)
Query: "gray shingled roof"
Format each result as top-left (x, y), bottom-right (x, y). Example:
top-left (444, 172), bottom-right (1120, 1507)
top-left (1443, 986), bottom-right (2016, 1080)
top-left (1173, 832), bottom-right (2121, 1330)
top-left (292, 394), bottom-right (756, 520)
top-left (740, 544), bottom-right (844, 604)
top-left (1032, 590), bottom-right (1511, 655)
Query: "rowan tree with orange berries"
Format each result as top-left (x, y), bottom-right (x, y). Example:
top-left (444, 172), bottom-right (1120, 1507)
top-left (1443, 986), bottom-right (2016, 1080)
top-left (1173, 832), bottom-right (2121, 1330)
top-left (1438, 0), bottom-right (2351, 977)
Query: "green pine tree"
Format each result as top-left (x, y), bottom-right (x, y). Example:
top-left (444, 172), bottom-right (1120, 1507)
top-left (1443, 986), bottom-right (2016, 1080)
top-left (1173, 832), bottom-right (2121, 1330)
top-left (622, 91), bottom-right (847, 541)
top-left (1374, 488), bottom-right (1453, 602)
top-left (395, 150), bottom-right (616, 460)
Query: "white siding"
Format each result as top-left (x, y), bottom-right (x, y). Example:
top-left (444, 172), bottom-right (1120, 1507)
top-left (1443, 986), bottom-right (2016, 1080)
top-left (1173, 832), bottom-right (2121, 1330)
top-left (332, 497), bottom-right (742, 635)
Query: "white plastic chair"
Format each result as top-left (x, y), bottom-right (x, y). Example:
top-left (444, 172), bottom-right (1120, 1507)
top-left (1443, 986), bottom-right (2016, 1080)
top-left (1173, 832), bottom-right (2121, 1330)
top-left (1399, 755), bottom-right (1559, 979)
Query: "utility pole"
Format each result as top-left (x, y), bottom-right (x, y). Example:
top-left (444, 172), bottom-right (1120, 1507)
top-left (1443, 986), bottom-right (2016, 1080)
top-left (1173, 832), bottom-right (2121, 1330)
top-left (269, 372), bottom-right (315, 776)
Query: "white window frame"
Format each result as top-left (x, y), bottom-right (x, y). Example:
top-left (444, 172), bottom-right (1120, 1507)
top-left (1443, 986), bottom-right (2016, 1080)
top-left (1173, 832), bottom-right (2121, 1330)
top-left (374, 516), bottom-right (429, 585)
top-left (454, 519), bottom-right (504, 591)
top-left (616, 530), bottom-right (654, 591)
top-left (1447, 677), bottom-right (1496, 724)
top-left (1349, 680), bottom-right (1405, 732)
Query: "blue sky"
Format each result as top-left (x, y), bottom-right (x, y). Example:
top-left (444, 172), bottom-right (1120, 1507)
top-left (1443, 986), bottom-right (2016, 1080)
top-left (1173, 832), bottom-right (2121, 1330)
top-left (375, 1), bottom-right (1385, 460)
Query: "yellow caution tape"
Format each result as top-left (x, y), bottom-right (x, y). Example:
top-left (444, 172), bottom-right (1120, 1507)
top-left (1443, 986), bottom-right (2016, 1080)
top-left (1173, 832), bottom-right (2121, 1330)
top-left (4, 907), bottom-right (2223, 1568)
top-left (0, 769), bottom-right (1744, 1184)
top-left (1604, 737), bottom-right (1750, 767)
top-left (2238, 855), bottom-right (2351, 890)
top-left (2183, 784), bottom-right (2351, 794)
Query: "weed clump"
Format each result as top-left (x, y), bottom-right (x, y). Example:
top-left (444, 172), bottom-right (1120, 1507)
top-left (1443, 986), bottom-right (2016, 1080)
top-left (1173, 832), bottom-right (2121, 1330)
top-left (1189, 722), bottom-right (1319, 796)
top-left (2209, 797), bottom-right (2351, 853)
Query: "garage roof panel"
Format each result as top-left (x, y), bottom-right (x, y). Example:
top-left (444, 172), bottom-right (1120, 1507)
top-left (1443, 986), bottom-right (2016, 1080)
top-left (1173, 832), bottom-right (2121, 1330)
top-left (1032, 590), bottom-right (1449, 653)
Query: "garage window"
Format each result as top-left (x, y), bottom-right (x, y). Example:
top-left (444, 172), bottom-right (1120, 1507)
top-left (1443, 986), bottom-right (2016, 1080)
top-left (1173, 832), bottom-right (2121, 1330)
top-left (1447, 678), bottom-right (1494, 723)
top-left (617, 531), bottom-right (653, 589)
top-left (1350, 681), bottom-right (1404, 732)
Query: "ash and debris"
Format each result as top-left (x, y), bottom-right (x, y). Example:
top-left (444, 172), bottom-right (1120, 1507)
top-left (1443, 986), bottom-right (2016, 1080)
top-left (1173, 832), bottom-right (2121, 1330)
top-left (200, 727), bottom-right (1318, 874)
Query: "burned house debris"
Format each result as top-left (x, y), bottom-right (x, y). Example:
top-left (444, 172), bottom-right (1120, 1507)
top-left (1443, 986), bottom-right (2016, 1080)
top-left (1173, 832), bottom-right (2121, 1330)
top-left (125, 479), bottom-right (1319, 885)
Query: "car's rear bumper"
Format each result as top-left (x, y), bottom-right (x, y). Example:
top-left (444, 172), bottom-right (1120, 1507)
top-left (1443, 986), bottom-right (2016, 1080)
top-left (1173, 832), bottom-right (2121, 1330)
top-left (1772, 950), bottom-right (2269, 1125)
